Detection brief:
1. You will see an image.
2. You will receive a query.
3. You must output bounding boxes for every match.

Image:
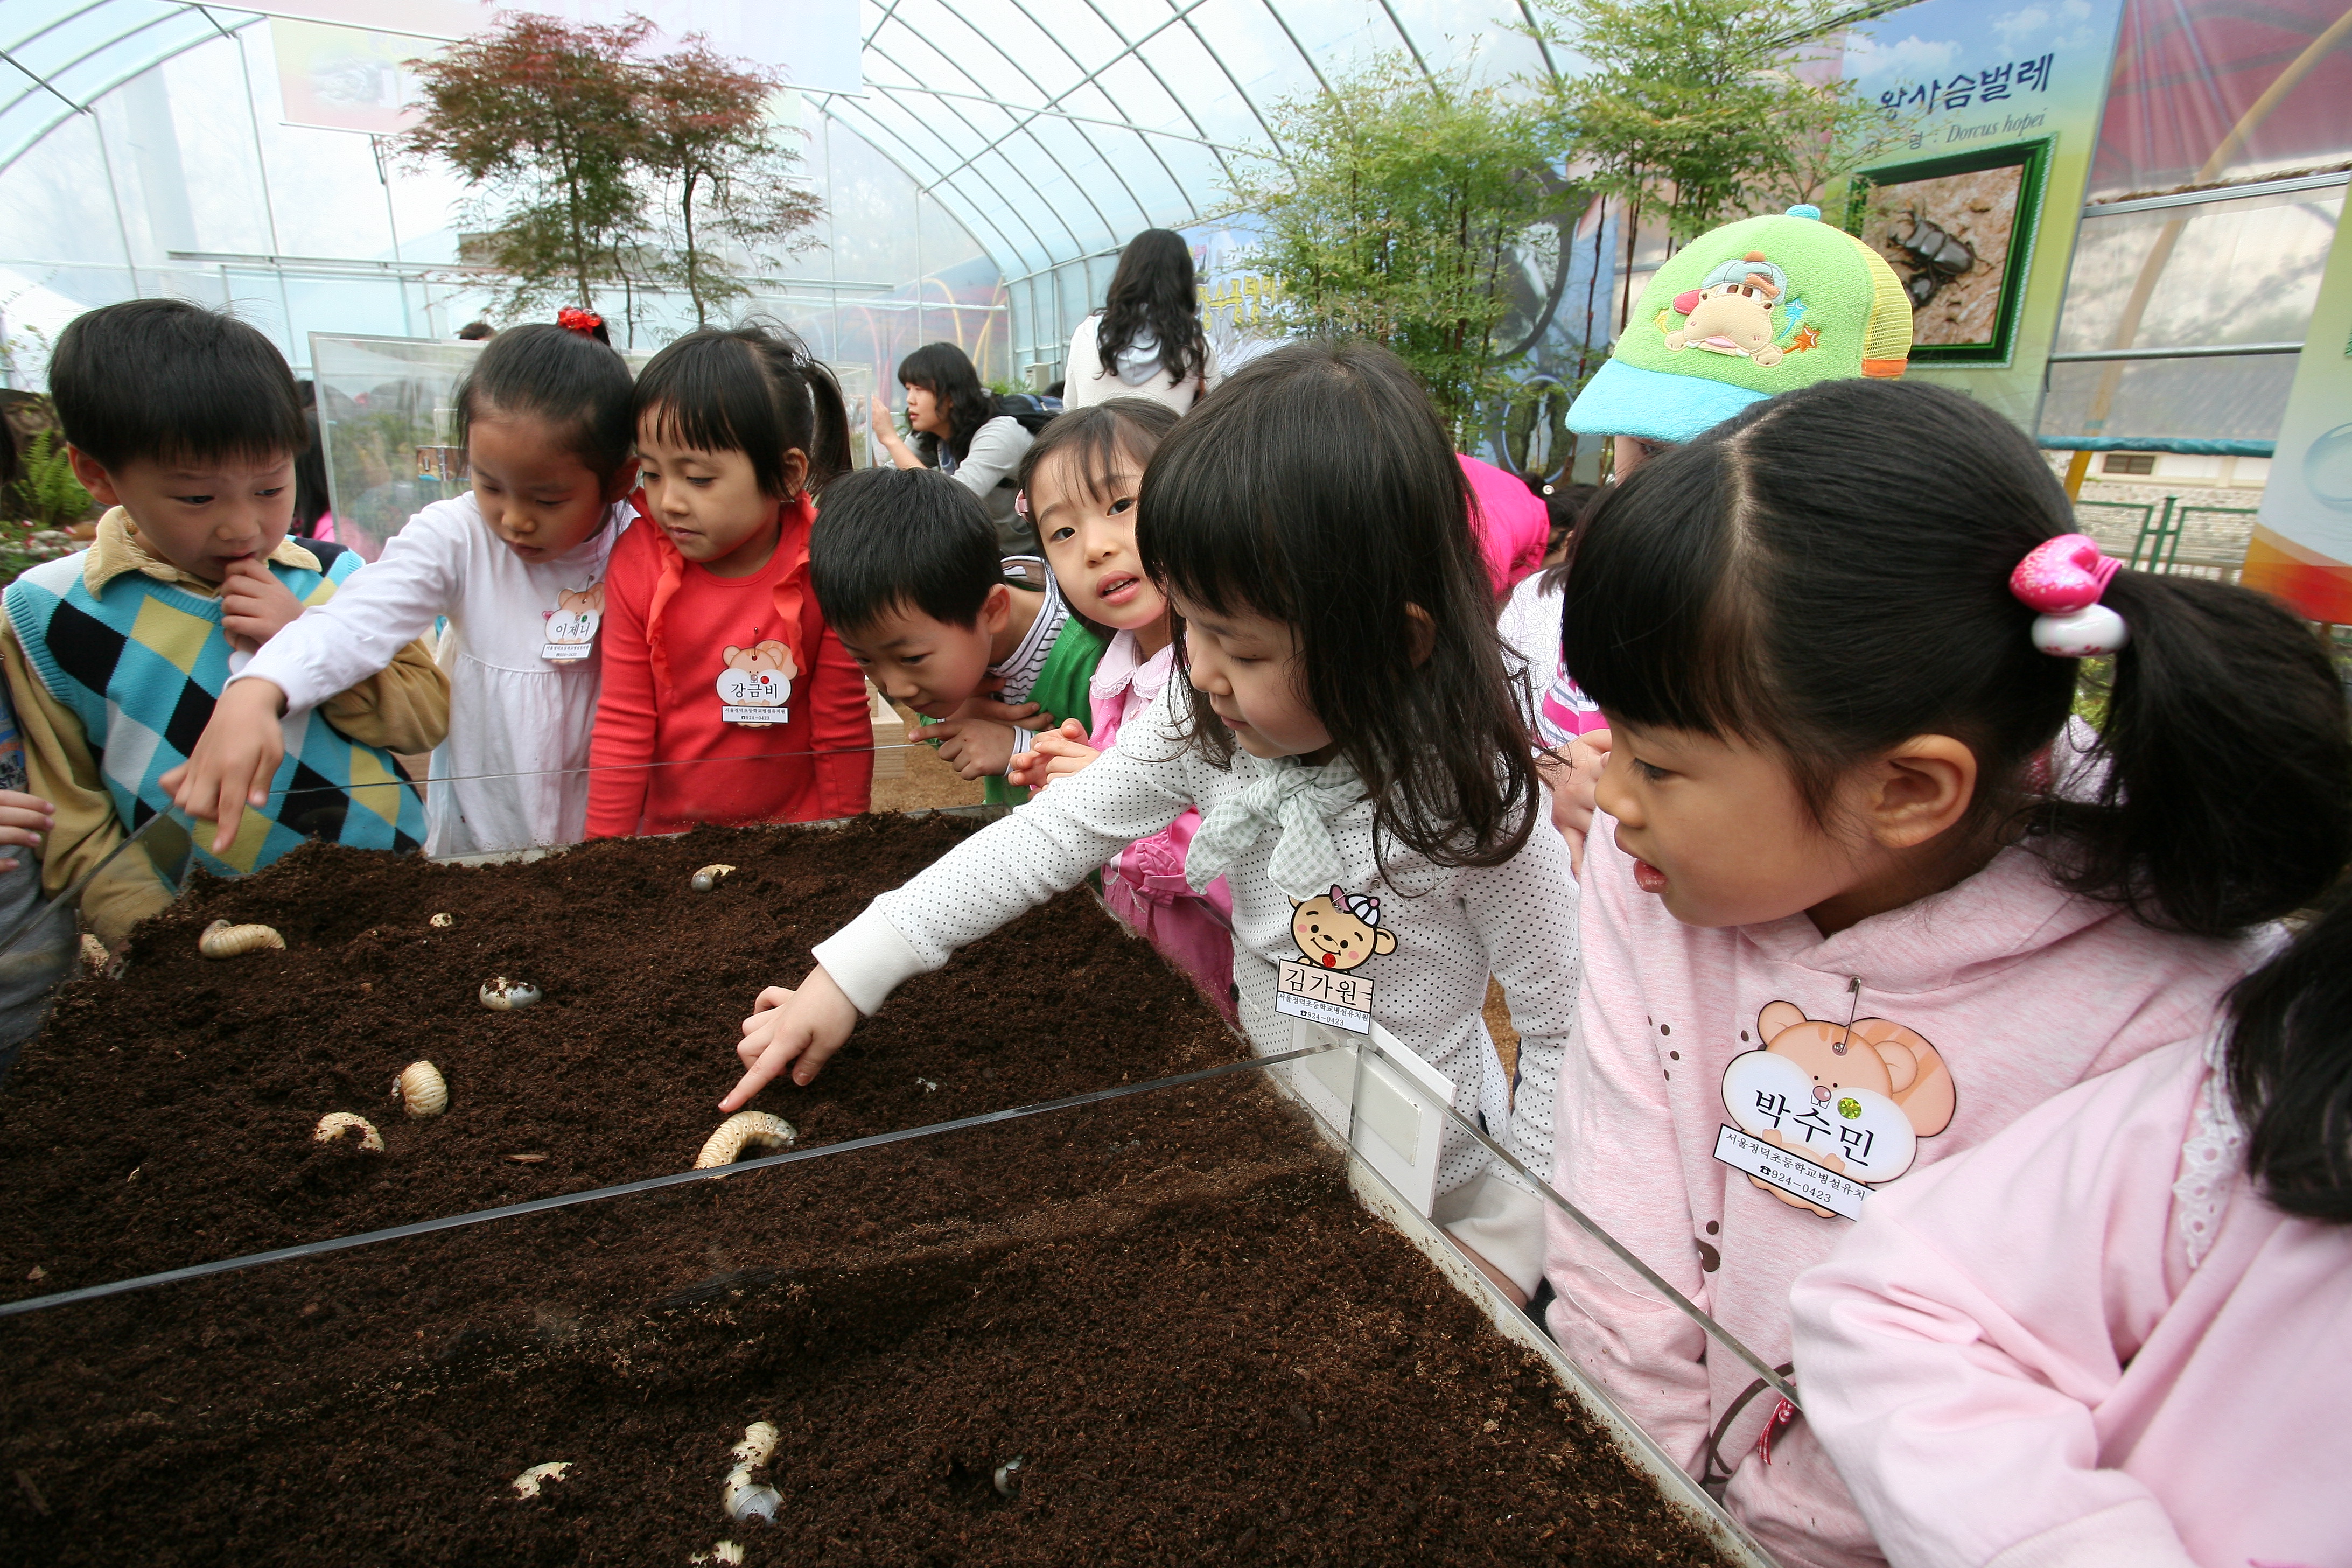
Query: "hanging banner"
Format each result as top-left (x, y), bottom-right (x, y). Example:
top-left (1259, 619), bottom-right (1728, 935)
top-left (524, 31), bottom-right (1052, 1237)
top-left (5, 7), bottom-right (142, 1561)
top-left (256, 0), bottom-right (863, 98)
top-left (272, 19), bottom-right (426, 135)
top-left (1835, 0), bottom-right (2129, 430)
top-left (2244, 227), bottom-right (2352, 623)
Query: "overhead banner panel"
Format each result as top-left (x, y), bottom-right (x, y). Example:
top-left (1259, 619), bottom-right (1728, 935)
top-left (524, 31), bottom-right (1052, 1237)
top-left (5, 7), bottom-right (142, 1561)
top-left (272, 19), bottom-right (426, 135)
top-left (260, 0), bottom-right (862, 100)
top-left (2244, 228), bottom-right (2352, 624)
top-left (1835, 0), bottom-right (2129, 430)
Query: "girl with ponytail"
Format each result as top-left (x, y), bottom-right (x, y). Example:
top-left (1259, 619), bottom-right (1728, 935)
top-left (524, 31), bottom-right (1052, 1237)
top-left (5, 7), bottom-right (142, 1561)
top-left (1541, 377), bottom-right (2351, 1567)
top-left (589, 323), bottom-right (870, 835)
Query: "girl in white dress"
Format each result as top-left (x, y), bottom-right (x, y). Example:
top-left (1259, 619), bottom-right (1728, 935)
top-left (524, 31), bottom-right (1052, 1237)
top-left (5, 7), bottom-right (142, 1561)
top-left (164, 310), bottom-right (638, 856)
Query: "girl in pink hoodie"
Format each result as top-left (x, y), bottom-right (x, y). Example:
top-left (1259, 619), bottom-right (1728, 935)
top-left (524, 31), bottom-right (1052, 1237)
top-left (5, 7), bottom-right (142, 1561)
top-left (1542, 377), bottom-right (2352, 1567)
top-left (1790, 892), bottom-right (2352, 1568)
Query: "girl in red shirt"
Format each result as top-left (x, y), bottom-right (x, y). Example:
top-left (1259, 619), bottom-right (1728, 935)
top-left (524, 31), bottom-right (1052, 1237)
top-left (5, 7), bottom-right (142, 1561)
top-left (587, 326), bottom-right (872, 836)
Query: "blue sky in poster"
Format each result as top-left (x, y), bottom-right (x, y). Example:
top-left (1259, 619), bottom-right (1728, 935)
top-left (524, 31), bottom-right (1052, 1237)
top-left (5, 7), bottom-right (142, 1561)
top-left (1843, 0), bottom-right (2124, 155)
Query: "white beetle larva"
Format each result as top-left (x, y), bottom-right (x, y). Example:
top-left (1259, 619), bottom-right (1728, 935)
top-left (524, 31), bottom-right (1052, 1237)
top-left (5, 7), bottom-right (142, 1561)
top-left (694, 1112), bottom-right (795, 1170)
top-left (313, 1112), bottom-right (384, 1152)
top-left (479, 977), bottom-right (542, 1010)
top-left (731, 1423), bottom-right (779, 1467)
top-left (689, 1544), bottom-right (745, 1566)
top-left (393, 1061), bottom-right (449, 1118)
top-left (430, 912), bottom-right (454, 928)
top-left (199, 919), bottom-right (285, 958)
top-left (690, 863), bottom-right (737, 892)
top-left (79, 933), bottom-right (109, 974)
top-left (510, 1461), bottom-right (570, 1499)
top-left (721, 1421), bottom-right (782, 1525)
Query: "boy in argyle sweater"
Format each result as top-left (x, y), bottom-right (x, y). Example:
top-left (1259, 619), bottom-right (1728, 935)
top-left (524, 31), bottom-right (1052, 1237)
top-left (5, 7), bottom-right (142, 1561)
top-left (2, 301), bottom-right (447, 945)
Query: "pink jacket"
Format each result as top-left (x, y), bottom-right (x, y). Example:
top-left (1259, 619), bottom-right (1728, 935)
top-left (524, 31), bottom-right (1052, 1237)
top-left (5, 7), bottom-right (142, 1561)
top-left (1546, 820), bottom-right (2276, 1568)
top-left (1459, 455), bottom-right (1549, 598)
top-left (1791, 1039), bottom-right (2348, 1568)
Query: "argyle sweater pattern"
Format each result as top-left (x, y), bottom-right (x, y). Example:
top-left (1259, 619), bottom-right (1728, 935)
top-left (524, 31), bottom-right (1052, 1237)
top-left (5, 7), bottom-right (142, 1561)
top-left (2, 542), bottom-right (425, 874)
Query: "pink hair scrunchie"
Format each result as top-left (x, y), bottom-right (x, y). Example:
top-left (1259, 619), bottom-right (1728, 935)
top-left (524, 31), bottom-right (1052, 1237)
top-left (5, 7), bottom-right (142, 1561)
top-left (2010, 533), bottom-right (2129, 656)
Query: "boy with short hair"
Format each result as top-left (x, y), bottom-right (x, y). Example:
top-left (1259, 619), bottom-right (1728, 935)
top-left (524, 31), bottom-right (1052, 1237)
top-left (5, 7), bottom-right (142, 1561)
top-left (2, 299), bottom-right (449, 943)
top-left (811, 466), bottom-right (1103, 805)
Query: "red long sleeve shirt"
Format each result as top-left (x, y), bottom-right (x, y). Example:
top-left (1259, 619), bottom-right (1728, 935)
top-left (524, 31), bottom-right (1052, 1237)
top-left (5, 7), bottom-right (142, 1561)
top-left (586, 496), bottom-right (872, 837)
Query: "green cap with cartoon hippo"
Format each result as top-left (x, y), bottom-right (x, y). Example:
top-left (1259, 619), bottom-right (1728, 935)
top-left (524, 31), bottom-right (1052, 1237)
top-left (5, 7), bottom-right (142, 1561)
top-left (1568, 204), bottom-right (1914, 445)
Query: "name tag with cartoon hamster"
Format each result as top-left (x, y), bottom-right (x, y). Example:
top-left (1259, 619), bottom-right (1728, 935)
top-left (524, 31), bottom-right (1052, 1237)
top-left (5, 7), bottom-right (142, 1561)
top-left (540, 582), bottom-right (604, 662)
top-left (1710, 998), bottom-right (1957, 1222)
top-left (717, 639), bottom-right (796, 726)
top-left (1272, 885), bottom-right (1397, 1035)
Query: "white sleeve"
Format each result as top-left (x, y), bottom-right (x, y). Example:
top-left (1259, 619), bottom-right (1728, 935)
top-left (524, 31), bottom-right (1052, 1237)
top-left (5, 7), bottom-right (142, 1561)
top-left (238, 506), bottom-right (465, 711)
top-left (813, 682), bottom-right (1200, 1013)
top-left (1463, 809), bottom-right (1579, 1183)
top-left (1061, 317), bottom-right (1109, 409)
top-left (948, 418), bottom-right (1032, 499)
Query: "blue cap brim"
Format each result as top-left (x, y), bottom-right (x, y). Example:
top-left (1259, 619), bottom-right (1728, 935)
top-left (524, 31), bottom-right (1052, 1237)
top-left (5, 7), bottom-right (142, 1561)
top-left (1566, 358), bottom-right (1768, 446)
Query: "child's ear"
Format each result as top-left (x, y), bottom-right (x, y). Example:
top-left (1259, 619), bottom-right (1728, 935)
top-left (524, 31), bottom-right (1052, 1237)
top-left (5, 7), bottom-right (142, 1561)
top-left (1403, 603), bottom-right (1436, 667)
top-left (603, 455), bottom-right (641, 503)
top-left (978, 582), bottom-right (1013, 634)
top-left (66, 446), bottom-right (121, 508)
top-left (778, 447), bottom-right (809, 498)
top-left (1863, 735), bottom-right (1977, 851)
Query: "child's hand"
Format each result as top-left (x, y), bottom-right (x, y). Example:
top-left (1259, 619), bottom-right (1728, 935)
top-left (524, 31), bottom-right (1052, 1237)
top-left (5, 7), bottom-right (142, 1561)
top-left (1005, 718), bottom-right (1100, 791)
top-left (914, 716), bottom-right (1022, 780)
top-left (1538, 729), bottom-right (1610, 877)
top-left (725, 967), bottom-right (861, 1107)
top-left (0, 789), bottom-right (54, 873)
top-left (158, 678), bottom-right (288, 854)
top-left (219, 558), bottom-right (305, 653)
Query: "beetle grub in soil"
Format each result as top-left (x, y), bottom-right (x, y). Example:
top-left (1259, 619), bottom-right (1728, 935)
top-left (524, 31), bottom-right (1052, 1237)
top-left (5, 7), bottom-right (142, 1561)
top-left (0, 815), bottom-right (1731, 1566)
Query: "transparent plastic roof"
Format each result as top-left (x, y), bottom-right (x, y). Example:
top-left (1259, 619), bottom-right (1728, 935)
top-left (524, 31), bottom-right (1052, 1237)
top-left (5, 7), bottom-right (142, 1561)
top-left (3, 1), bottom-right (1558, 280)
top-left (1, 1), bottom-right (262, 174)
top-left (816, 0), bottom-right (1555, 283)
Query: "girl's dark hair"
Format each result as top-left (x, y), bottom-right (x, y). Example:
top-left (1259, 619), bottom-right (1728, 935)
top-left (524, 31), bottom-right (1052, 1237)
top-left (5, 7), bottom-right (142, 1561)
top-left (897, 341), bottom-right (996, 466)
top-left (636, 324), bottom-right (853, 496)
top-left (2228, 892), bottom-right (2352, 1223)
top-left (1096, 228), bottom-right (1206, 389)
top-left (455, 321), bottom-right (635, 485)
top-left (1014, 396), bottom-right (1178, 505)
top-left (1139, 340), bottom-right (1538, 870)
top-left (1561, 377), bottom-right (2352, 937)
top-left (293, 408), bottom-right (331, 535)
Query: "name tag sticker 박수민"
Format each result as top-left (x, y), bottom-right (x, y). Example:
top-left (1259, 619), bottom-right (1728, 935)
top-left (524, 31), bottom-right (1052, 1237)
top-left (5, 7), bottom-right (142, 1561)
top-left (1274, 958), bottom-right (1375, 1034)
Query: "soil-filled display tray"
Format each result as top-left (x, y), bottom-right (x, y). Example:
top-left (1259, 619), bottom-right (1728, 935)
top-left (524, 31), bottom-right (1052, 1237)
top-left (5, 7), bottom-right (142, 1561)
top-left (0, 817), bottom-right (1741, 1565)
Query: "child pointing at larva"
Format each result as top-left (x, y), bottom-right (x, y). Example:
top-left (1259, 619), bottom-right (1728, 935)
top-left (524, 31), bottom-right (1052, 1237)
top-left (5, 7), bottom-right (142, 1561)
top-left (166, 312), bottom-right (635, 855)
top-left (725, 342), bottom-right (1584, 1306)
top-left (1543, 378), bottom-right (2351, 1567)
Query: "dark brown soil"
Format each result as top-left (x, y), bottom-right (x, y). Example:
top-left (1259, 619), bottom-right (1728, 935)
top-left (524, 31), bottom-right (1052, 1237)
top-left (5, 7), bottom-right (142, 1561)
top-left (0, 817), bottom-right (1731, 1566)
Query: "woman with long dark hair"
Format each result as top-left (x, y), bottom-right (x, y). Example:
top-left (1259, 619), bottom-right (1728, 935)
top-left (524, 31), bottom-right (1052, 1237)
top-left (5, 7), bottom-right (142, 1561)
top-left (1062, 228), bottom-right (1216, 414)
top-left (869, 340), bottom-right (1036, 555)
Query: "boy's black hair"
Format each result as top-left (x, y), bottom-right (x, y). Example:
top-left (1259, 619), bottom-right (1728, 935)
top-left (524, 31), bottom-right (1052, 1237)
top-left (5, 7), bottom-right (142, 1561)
top-left (454, 321), bottom-right (635, 485)
top-left (48, 299), bottom-right (305, 472)
top-left (1561, 376), bottom-right (2352, 938)
top-left (809, 465), bottom-right (1003, 636)
top-left (1139, 339), bottom-right (1539, 871)
top-left (637, 324), bottom-right (853, 497)
top-left (2228, 890), bottom-right (2352, 1224)
top-left (1014, 396), bottom-right (1177, 508)
top-left (895, 341), bottom-right (996, 466)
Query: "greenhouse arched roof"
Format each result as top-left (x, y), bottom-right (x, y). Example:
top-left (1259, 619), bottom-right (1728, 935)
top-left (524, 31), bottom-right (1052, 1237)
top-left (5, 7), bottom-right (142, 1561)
top-left (2, 0), bottom-right (1559, 290)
